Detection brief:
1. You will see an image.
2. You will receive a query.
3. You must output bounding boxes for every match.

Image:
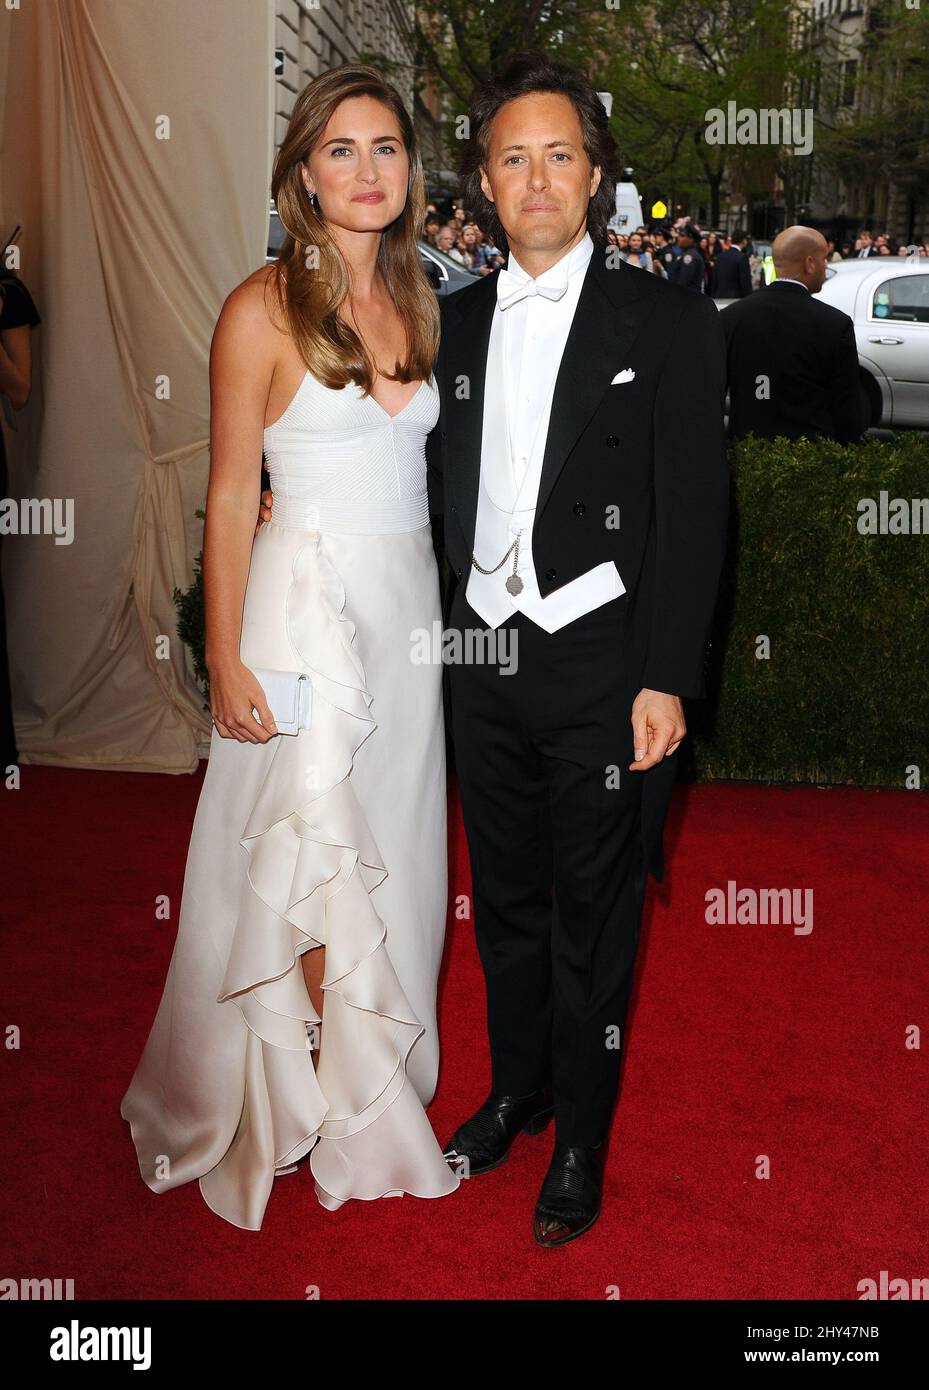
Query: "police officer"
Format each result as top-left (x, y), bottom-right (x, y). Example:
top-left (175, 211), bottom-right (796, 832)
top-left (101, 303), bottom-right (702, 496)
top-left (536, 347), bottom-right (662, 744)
top-left (653, 226), bottom-right (679, 278)
top-left (667, 222), bottom-right (705, 292)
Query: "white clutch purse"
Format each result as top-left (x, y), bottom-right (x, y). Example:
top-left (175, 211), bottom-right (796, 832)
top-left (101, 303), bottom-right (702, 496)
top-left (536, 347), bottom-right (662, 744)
top-left (250, 667), bottom-right (313, 736)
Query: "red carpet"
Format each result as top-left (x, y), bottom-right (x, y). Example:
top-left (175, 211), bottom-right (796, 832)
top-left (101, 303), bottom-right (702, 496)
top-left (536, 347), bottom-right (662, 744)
top-left (2, 766), bottom-right (926, 1299)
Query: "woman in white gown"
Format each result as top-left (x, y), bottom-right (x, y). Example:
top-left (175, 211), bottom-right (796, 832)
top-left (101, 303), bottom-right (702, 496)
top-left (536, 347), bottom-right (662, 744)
top-left (120, 65), bottom-right (459, 1230)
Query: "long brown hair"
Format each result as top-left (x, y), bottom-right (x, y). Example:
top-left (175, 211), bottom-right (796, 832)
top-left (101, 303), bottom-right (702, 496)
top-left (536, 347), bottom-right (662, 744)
top-left (269, 64), bottom-right (437, 392)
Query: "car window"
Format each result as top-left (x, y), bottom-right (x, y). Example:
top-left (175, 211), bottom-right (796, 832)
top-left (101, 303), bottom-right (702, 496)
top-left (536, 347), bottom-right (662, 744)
top-left (268, 209), bottom-right (286, 256)
top-left (872, 275), bottom-right (929, 324)
top-left (420, 245), bottom-right (454, 274)
top-left (419, 248), bottom-right (447, 280)
top-left (420, 240), bottom-right (479, 275)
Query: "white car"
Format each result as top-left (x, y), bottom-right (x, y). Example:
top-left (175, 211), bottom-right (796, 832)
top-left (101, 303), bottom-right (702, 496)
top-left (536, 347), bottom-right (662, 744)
top-left (814, 260), bottom-right (929, 429)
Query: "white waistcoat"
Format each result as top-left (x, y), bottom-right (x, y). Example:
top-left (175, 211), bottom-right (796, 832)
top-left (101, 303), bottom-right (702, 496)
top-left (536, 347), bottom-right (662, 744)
top-left (465, 241), bottom-right (625, 633)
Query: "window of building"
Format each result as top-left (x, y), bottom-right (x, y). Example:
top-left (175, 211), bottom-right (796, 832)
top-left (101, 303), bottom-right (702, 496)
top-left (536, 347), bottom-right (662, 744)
top-left (840, 59), bottom-right (858, 108)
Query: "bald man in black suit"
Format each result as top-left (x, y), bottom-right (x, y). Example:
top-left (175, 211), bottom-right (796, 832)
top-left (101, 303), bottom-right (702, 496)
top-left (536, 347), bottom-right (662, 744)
top-left (720, 226), bottom-right (867, 443)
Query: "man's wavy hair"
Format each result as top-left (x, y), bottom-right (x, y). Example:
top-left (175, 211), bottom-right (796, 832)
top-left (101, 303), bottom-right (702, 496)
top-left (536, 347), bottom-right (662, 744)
top-left (458, 52), bottom-right (621, 254)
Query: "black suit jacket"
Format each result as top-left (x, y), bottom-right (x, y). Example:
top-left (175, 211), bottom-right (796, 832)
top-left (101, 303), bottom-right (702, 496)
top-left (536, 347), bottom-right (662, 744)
top-left (426, 242), bottom-right (730, 879)
top-left (710, 246), bottom-right (751, 299)
top-left (720, 281), bottom-right (867, 443)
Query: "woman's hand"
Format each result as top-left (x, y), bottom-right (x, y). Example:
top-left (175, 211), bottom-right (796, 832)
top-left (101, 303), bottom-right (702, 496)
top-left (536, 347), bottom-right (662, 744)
top-left (207, 658), bottom-right (277, 742)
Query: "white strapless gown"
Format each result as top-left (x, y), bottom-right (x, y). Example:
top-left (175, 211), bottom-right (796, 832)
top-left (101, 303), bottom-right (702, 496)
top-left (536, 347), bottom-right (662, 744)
top-left (120, 370), bottom-right (460, 1230)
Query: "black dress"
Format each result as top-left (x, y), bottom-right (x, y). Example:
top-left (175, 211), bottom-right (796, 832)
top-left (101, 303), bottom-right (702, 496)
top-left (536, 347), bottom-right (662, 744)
top-left (0, 274), bottom-right (42, 766)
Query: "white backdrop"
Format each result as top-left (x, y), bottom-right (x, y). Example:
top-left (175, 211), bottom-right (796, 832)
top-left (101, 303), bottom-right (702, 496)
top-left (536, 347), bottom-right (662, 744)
top-left (0, 0), bottom-right (274, 771)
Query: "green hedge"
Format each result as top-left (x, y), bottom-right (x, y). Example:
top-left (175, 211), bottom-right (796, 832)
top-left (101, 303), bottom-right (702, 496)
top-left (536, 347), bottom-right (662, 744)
top-left (173, 508), bottom-right (208, 701)
top-left (176, 435), bottom-right (929, 789)
top-left (684, 432), bottom-right (929, 789)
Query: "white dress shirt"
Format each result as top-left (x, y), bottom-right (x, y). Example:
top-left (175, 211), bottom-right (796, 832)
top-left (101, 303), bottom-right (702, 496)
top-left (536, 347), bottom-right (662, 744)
top-left (465, 232), bottom-right (625, 632)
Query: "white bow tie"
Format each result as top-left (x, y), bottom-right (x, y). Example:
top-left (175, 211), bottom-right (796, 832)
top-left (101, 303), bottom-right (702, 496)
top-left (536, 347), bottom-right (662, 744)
top-left (496, 266), bottom-right (569, 311)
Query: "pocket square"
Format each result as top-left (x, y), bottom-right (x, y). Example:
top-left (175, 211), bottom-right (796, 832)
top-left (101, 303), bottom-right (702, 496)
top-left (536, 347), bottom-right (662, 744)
top-left (611, 369), bottom-right (636, 385)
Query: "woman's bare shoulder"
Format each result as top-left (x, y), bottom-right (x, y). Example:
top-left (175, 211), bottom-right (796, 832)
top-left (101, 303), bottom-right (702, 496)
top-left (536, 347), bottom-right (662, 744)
top-left (218, 264), bottom-right (286, 334)
top-left (213, 265), bottom-right (287, 359)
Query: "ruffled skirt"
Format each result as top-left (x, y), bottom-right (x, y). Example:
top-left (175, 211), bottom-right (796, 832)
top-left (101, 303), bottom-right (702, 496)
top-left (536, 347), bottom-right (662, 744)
top-left (120, 521), bottom-right (459, 1229)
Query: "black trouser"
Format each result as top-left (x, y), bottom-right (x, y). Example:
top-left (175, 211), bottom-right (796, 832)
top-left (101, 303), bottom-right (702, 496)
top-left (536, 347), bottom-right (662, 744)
top-left (447, 584), bottom-right (648, 1148)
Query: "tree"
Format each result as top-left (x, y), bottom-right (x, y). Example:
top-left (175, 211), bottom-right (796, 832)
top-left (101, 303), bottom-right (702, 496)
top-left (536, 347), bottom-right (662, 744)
top-left (814, 1), bottom-right (929, 236)
top-left (602, 0), bottom-right (812, 226)
top-left (401, 1), bottom-right (812, 227)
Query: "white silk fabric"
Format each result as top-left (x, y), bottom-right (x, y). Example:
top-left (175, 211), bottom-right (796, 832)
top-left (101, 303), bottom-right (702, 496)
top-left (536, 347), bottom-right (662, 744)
top-left (120, 372), bottom-right (460, 1228)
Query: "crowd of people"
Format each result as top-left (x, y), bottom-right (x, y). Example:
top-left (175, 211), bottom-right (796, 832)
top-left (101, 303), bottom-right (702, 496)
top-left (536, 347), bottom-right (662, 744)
top-left (609, 223), bottom-right (929, 294)
top-left (422, 204), bottom-right (506, 273)
top-left (421, 203), bottom-right (929, 298)
top-left (845, 229), bottom-right (929, 260)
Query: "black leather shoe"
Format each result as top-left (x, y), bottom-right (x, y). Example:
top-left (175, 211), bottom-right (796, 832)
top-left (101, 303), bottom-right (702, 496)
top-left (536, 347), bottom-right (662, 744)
top-left (442, 1087), bottom-right (553, 1175)
top-left (532, 1140), bottom-right (606, 1248)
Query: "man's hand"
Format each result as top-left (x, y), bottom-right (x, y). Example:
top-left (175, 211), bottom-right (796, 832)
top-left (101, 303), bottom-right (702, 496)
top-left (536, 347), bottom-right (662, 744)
top-left (628, 688), bottom-right (686, 771)
top-left (255, 487), bottom-right (273, 536)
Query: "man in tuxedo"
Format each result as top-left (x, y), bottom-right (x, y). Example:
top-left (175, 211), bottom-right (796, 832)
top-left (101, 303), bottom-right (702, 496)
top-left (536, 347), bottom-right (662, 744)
top-left (710, 231), bottom-right (752, 299)
top-left (720, 226), bottom-right (867, 443)
top-left (428, 53), bottom-right (729, 1247)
